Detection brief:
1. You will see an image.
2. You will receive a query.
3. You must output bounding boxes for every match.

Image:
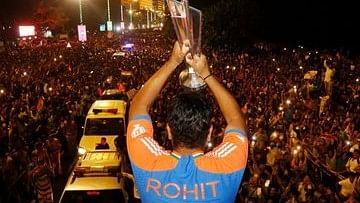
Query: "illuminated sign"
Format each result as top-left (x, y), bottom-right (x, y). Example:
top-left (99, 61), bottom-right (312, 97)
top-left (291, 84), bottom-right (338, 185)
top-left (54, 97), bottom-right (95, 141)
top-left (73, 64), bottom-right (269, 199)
top-left (100, 24), bottom-right (106, 32)
top-left (19, 26), bottom-right (35, 37)
top-left (77, 25), bottom-right (87, 42)
top-left (107, 21), bottom-right (113, 31)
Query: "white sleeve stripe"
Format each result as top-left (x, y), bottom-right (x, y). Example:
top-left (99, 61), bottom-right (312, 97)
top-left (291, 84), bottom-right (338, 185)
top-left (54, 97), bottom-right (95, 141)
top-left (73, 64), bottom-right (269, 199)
top-left (143, 137), bottom-right (162, 155)
top-left (143, 137), bottom-right (164, 156)
top-left (212, 142), bottom-right (230, 156)
top-left (219, 146), bottom-right (237, 157)
top-left (144, 137), bottom-right (169, 155)
top-left (217, 144), bottom-right (236, 157)
top-left (213, 142), bottom-right (231, 156)
top-left (236, 135), bottom-right (247, 143)
top-left (143, 137), bottom-right (169, 155)
top-left (140, 138), bottom-right (160, 156)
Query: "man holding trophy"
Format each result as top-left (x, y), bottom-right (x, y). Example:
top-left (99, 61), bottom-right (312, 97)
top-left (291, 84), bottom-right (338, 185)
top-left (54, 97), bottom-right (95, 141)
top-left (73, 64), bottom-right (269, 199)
top-left (126, 1), bottom-right (248, 202)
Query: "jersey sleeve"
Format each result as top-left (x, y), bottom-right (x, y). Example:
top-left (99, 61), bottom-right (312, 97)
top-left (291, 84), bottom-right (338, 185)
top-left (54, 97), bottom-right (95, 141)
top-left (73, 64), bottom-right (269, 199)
top-left (196, 128), bottom-right (248, 174)
top-left (126, 115), bottom-right (176, 171)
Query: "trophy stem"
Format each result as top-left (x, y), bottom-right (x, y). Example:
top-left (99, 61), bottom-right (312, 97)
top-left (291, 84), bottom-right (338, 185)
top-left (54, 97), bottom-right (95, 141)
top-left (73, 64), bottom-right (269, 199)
top-left (179, 65), bottom-right (205, 90)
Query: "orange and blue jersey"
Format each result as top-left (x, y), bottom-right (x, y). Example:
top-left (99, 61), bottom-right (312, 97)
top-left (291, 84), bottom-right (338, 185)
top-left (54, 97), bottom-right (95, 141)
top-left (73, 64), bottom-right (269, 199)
top-left (127, 115), bottom-right (248, 203)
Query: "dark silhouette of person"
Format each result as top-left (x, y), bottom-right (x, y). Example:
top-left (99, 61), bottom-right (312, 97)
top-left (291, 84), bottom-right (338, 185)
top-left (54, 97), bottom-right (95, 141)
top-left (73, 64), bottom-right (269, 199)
top-left (96, 137), bottom-right (110, 150)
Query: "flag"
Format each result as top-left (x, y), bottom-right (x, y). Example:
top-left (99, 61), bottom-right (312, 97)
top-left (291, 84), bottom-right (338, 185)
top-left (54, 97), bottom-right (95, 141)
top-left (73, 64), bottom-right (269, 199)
top-left (37, 96), bottom-right (44, 112)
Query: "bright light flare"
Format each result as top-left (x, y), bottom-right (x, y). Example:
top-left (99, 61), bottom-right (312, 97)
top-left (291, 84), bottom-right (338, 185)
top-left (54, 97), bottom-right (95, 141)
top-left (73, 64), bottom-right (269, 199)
top-left (0, 89), bottom-right (4, 94)
top-left (286, 99), bottom-right (291, 105)
top-left (48, 87), bottom-right (53, 92)
top-left (299, 66), bottom-right (303, 70)
top-left (279, 106), bottom-right (284, 111)
top-left (78, 147), bottom-right (87, 155)
top-left (296, 145), bottom-right (301, 150)
top-left (346, 140), bottom-right (351, 146)
top-left (23, 72), bottom-right (27, 76)
top-left (129, 23), bottom-right (134, 30)
top-left (293, 149), bottom-right (298, 155)
top-left (277, 68), bottom-right (280, 71)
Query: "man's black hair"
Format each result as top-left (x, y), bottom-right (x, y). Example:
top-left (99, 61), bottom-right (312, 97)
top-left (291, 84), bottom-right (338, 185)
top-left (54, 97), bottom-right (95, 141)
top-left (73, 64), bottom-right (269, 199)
top-left (167, 91), bottom-right (212, 150)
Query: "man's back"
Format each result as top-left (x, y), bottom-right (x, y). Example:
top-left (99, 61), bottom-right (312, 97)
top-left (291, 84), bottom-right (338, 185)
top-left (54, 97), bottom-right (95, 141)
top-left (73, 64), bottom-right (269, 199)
top-left (127, 116), bottom-right (247, 202)
top-left (126, 42), bottom-right (248, 202)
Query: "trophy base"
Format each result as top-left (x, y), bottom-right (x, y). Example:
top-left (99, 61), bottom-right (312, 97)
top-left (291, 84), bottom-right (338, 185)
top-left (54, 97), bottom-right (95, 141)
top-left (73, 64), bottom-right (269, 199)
top-left (179, 68), bottom-right (206, 90)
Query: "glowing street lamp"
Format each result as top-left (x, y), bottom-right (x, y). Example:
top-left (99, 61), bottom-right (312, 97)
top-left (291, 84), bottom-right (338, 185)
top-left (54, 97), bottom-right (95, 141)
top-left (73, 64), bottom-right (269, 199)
top-left (76, 0), bottom-right (87, 42)
top-left (129, 5), bottom-right (133, 28)
top-left (107, 0), bottom-right (111, 22)
top-left (106, 0), bottom-right (113, 31)
top-left (147, 10), bottom-right (150, 28)
top-left (129, 0), bottom-right (138, 29)
top-left (78, 0), bottom-right (84, 24)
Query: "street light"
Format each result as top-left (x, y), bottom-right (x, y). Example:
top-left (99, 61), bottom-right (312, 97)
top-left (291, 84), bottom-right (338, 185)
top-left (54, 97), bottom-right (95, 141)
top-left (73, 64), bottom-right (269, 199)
top-left (147, 9), bottom-right (150, 28)
top-left (106, 0), bottom-right (113, 31)
top-left (107, 0), bottom-right (111, 22)
top-left (129, 0), bottom-right (138, 29)
top-left (78, 0), bottom-right (83, 24)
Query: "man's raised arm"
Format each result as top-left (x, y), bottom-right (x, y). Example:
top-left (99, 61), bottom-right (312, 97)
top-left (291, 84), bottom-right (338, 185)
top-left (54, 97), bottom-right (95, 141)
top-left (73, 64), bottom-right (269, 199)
top-left (188, 54), bottom-right (246, 132)
top-left (129, 42), bottom-right (189, 119)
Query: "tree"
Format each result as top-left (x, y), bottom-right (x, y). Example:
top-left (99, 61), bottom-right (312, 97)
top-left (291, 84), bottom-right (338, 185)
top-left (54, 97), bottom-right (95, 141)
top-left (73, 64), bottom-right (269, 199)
top-left (32, 0), bottom-right (69, 31)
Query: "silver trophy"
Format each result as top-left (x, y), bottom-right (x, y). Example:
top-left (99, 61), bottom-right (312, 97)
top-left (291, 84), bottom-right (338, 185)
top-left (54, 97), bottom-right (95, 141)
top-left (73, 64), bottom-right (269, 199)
top-left (167, 0), bottom-right (205, 89)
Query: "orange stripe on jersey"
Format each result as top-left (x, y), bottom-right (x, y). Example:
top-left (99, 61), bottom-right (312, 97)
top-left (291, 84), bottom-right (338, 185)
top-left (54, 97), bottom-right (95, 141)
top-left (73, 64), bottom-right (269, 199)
top-left (195, 131), bottom-right (248, 174)
top-left (127, 117), bottom-right (178, 171)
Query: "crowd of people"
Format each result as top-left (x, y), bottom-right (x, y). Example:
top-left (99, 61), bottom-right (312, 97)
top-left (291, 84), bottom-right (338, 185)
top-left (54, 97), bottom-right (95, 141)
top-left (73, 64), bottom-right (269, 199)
top-left (0, 30), bottom-right (359, 202)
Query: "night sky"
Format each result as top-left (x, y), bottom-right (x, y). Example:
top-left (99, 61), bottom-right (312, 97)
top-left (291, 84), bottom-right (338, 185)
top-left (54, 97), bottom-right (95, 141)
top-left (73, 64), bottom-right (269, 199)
top-left (1, 0), bottom-right (359, 47)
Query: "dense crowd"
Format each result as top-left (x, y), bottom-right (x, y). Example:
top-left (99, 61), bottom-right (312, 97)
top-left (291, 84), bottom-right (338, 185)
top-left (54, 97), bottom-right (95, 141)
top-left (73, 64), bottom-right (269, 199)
top-left (0, 30), bottom-right (359, 203)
